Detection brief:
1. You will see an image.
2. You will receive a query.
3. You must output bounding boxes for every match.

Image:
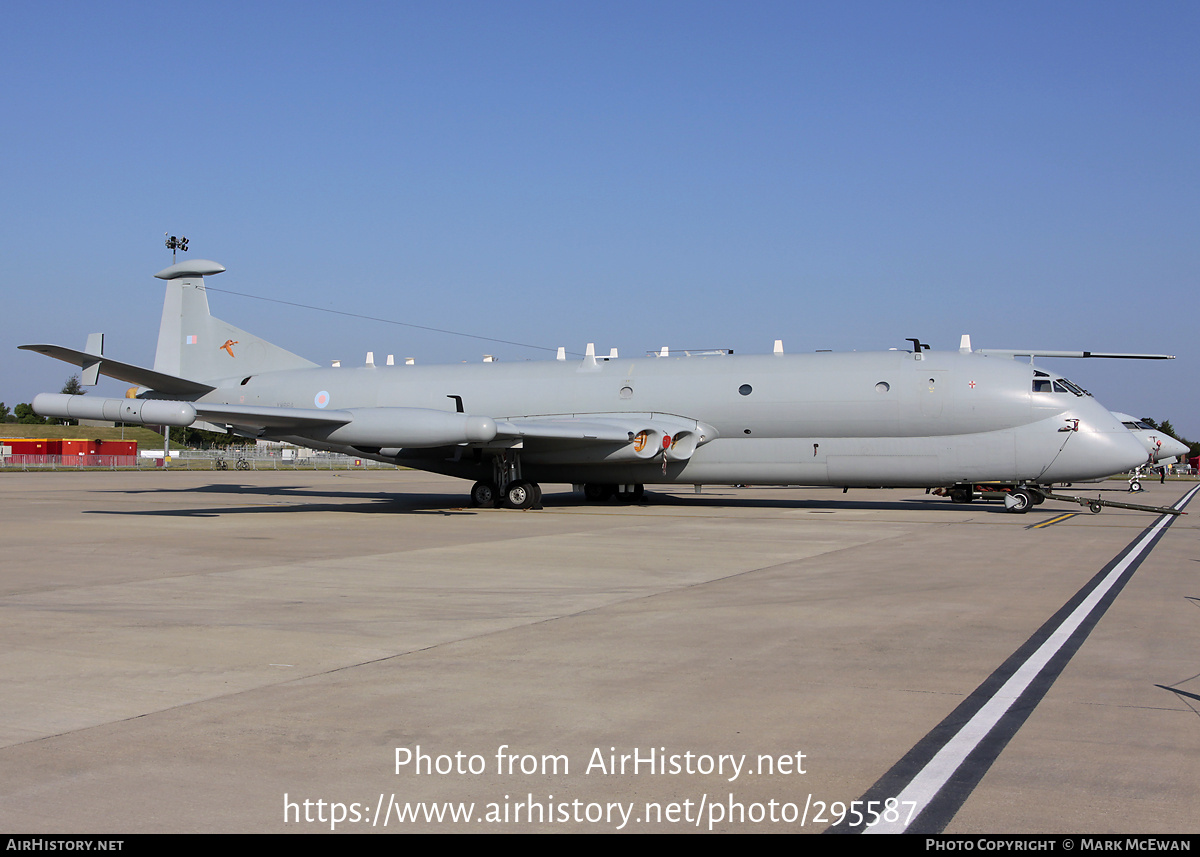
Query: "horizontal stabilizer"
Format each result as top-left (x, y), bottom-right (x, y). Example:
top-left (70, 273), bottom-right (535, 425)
top-left (20, 344), bottom-right (216, 395)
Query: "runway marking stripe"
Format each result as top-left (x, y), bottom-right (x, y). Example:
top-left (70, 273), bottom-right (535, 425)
top-left (1028, 512), bottom-right (1077, 529)
top-left (833, 484), bottom-right (1200, 835)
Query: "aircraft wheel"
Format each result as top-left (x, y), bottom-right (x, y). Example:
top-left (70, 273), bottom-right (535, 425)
top-left (1129, 481), bottom-right (1142, 493)
top-left (1030, 489), bottom-right (1045, 505)
top-left (504, 480), bottom-right (537, 510)
top-left (1006, 489), bottom-right (1032, 513)
top-left (470, 480), bottom-right (498, 507)
top-left (614, 484), bottom-right (645, 503)
top-left (584, 483), bottom-right (614, 502)
top-left (1088, 500), bottom-right (1103, 514)
top-left (949, 486), bottom-right (972, 504)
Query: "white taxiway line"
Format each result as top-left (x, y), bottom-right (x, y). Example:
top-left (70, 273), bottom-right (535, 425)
top-left (864, 485), bottom-right (1199, 835)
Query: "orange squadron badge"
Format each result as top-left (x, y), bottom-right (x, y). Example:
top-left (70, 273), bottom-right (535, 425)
top-left (220, 339), bottom-right (239, 357)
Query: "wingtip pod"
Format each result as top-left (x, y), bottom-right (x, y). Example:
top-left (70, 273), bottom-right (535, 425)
top-left (32, 393), bottom-right (197, 427)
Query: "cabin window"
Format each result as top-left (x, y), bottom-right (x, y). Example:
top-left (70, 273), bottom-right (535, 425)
top-left (738, 384), bottom-right (752, 396)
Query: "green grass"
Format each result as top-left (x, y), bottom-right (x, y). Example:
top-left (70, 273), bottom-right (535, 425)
top-left (0, 424), bottom-right (166, 445)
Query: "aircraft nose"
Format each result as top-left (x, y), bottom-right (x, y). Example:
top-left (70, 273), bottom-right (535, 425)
top-left (1038, 406), bottom-right (1151, 482)
top-left (1161, 436), bottom-right (1191, 460)
top-left (1090, 426), bottom-right (1148, 476)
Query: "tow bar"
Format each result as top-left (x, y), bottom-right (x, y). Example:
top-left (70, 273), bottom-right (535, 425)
top-left (1035, 488), bottom-right (1186, 516)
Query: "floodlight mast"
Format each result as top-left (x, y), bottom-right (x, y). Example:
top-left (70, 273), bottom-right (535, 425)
top-left (159, 233), bottom-right (190, 464)
top-left (164, 234), bottom-right (189, 263)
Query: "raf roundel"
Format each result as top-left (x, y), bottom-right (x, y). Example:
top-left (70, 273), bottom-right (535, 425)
top-left (314, 391), bottom-right (330, 409)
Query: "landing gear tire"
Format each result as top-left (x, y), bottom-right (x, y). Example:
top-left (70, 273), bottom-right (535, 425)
top-left (584, 483), bottom-right (614, 502)
top-left (949, 486), bottom-right (972, 504)
top-left (615, 484), bottom-right (645, 502)
top-left (1005, 488), bottom-right (1032, 513)
top-left (1129, 481), bottom-right (1142, 493)
top-left (504, 480), bottom-right (538, 510)
top-left (470, 480), bottom-right (499, 507)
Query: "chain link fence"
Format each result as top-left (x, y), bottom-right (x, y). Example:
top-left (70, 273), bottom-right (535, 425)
top-left (0, 447), bottom-right (398, 471)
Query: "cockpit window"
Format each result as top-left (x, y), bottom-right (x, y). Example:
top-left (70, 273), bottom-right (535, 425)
top-left (1033, 375), bottom-right (1088, 396)
top-left (1122, 421), bottom-right (1140, 430)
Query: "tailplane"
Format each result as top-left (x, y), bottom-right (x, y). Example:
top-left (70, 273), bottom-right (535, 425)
top-left (153, 260), bottom-right (318, 383)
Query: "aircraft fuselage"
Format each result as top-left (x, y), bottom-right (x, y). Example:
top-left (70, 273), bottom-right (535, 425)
top-left (201, 348), bottom-right (1144, 488)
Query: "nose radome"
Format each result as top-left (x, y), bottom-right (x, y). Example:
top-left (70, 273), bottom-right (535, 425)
top-left (1088, 413), bottom-right (1157, 475)
top-left (1160, 436), bottom-right (1190, 459)
top-left (1045, 406), bottom-right (1152, 481)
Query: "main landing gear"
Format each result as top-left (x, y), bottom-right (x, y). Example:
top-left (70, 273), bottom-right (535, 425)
top-left (469, 478), bottom-right (543, 509)
top-left (469, 478), bottom-right (543, 510)
top-left (583, 483), bottom-right (645, 503)
top-left (469, 452), bottom-right (544, 510)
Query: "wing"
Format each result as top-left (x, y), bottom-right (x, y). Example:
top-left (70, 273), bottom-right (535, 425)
top-left (33, 390), bottom-right (716, 463)
top-left (32, 394), bottom-right (498, 449)
top-left (493, 413), bottom-right (718, 463)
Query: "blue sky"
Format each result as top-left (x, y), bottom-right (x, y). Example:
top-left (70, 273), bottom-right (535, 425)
top-left (4, 2), bottom-right (1197, 437)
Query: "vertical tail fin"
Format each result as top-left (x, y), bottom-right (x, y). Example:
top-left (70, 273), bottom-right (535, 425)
top-left (153, 260), bottom-right (318, 383)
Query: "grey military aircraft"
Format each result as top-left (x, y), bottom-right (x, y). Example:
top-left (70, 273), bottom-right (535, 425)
top-left (1111, 412), bottom-right (1190, 465)
top-left (23, 259), bottom-right (1163, 513)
